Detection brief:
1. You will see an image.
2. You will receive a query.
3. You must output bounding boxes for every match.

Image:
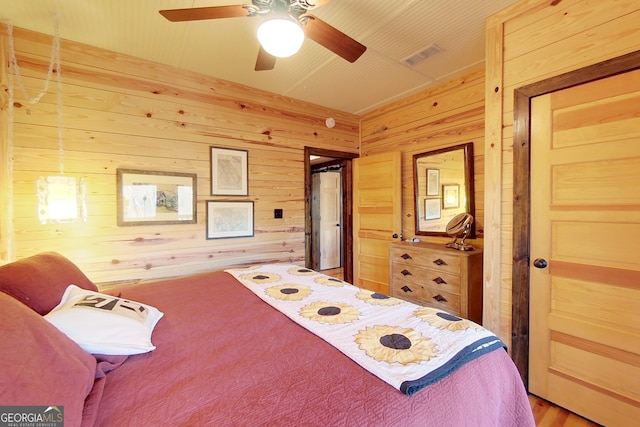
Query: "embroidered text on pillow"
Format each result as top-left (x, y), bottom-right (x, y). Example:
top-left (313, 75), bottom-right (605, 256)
top-left (73, 295), bottom-right (148, 323)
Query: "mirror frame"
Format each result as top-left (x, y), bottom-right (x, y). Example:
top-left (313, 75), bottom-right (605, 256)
top-left (413, 142), bottom-right (476, 238)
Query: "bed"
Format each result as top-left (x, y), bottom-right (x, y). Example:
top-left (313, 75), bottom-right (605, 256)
top-left (0, 252), bottom-right (535, 427)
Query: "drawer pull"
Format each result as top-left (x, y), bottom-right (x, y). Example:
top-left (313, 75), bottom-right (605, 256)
top-left (433, 277), bottom-right (447, 285)
top-left (433, 294), bottom-right (448, 303)
top-left (401, 253), bottom-right (412, 260)
top-left (400, 285), bottom-right (413, 293)
top-left (433, 258), bottom-right (447, 266)
top-left (401, 269), bottom-right (412, 276)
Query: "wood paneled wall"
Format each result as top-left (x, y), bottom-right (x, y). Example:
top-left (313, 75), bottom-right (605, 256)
top-left (483, 0), bottom-right (640, 344)
top-left (359, 68), bottom-right (486, 246)
top-left (0, 26), bottom-right (359, 285)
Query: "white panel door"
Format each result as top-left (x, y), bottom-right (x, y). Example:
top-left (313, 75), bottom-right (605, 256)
top-left (319, 171), bottom-right (341, 270)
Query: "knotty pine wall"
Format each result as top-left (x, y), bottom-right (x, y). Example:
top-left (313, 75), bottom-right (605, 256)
top-left (359, 68), bottom-right (485, 246)
top-left (0, 26), bottom-right (359, 285)
top-left (483, 0), bottom-right (640, 345)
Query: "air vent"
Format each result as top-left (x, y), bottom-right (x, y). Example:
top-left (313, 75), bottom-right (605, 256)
top-left (401, 44), bottom-right (443, 67)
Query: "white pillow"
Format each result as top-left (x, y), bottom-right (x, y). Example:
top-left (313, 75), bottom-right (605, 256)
top-left (44, 285), bottom-right (164, 355)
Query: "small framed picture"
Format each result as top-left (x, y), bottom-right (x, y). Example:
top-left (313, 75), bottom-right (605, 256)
top-left (426, 169), bottom-right (440, 196)
top-left (442, 184), bottom-right (460, 209)
top-left (425, 198), bottom-right (441, 220)
top-left (206, 201), bottom-right (254, 239)
top-left (117, 169), bottom-right (196, 226)
top-left (210, 147), bottom-right (248, 196)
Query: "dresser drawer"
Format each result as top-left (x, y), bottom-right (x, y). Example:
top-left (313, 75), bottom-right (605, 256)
top-left (390, 246), bottom-right (461, 275)
top-left (390, 280), bottom-right (461, 314)
top-left (389, 241), bottom-right (484, 324)
top-left (390, 266), bottom-right (461, 295)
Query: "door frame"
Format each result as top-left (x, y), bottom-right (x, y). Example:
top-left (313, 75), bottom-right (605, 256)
top-left (511, 50), bottom-right (640, 386)
top-left (304, 147), bottom-right (358, 284)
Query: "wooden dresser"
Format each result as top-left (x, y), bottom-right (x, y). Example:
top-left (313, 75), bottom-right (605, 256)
top-left (389, 241), bottom-right (483, 324)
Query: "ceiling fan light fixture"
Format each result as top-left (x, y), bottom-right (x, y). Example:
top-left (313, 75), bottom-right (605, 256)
top-left (257, 18), bottom-right (304, 58)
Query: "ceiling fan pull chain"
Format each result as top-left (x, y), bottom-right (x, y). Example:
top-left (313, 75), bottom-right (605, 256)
top-left (294, 0), bottom-right (321, 10)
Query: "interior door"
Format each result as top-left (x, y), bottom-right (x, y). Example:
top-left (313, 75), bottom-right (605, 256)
top-left (319, 171), bottom-right (341, 270)
top-left (529, 69), bottom-right (640, 426)
top-left (353, 152), bottom-right (402, 294)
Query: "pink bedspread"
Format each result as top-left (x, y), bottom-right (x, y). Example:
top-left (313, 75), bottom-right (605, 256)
top-left (93, 271), bottom-right (534, 426)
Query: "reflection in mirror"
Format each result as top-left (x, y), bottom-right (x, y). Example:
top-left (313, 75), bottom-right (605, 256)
top-left (413, 142), bottom-right (475, 237)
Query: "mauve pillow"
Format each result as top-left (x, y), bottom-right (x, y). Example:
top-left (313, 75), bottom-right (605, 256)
top-left (0, 252), bottom-right (98, 315)
top-left (0, 291), bottom-right (97, 427)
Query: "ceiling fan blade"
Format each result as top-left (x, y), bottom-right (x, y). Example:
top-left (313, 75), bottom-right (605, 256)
top-left (159, 5), bottom-right (250, 22)
top-left (255, 46), bottom-right (276, 71)
top-left (302, 15), bottom-right (366, 63)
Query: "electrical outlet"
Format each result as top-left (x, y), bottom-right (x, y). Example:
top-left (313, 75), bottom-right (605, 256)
top-left (274, 208), bottom-right (283, 219)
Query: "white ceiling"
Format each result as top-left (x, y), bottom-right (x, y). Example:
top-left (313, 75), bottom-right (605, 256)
top-left (0, 0), bottom-right (518, 115)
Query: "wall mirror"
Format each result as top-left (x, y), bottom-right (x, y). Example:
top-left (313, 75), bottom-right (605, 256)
top-left (413, 142), bottom-right (475, 237)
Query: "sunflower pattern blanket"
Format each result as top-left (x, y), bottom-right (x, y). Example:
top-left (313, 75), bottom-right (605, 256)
top-left (225, 264), bottom-right (505, 395)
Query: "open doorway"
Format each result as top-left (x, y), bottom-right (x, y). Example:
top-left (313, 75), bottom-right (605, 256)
top-left (304, 147), bottom-right (358, 283)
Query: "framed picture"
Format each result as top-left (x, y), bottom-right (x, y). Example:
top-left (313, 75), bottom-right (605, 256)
top-left (210, 147), bottom-right (248, 196)
top-left (425, 198), bottom-right (441, 220)
top-left (426, 169), bottom-right (440, 196)
top-left (117, 169), bottom-right (196, 226)
top-left (206, 201), bottom-right (254, 239)
top-left (442, 184), bottom-right (460, 209)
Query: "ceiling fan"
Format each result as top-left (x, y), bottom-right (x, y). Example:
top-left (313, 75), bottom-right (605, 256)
top-left (159, 0), bottom-right (367, 71)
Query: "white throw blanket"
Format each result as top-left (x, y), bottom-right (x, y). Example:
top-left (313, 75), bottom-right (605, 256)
top-left (225, 264), bottom-right (505, 395)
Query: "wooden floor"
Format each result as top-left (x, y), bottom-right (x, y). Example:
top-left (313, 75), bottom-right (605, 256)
top-left (529, 394), bottom-right (602, 427)
top-left (320, 267), bottom-right (343, 280)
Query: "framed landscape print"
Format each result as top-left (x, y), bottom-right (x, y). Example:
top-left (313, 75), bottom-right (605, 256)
top-left (210, 147), bottom-right (248, 196)
top-left (206, 201), bottom-right (254, 239)
top-left (117, 169), bottom-right (196, 226)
